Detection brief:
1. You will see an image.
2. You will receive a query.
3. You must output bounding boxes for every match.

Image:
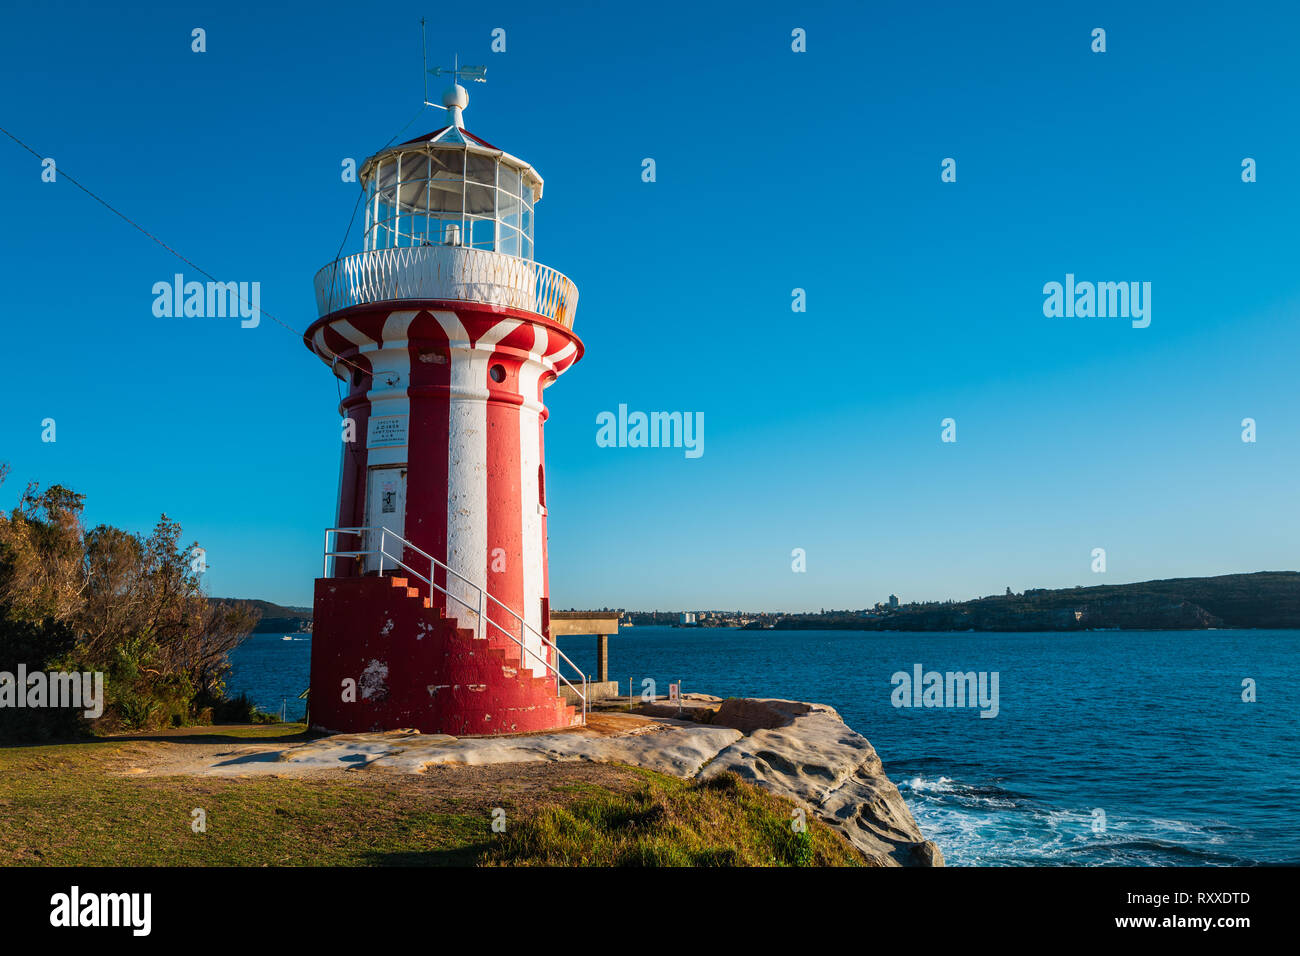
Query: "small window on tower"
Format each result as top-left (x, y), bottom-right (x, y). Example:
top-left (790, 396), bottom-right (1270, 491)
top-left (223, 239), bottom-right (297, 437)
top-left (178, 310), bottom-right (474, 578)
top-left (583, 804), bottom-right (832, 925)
top-left (489, 364), bottom-right (506, 383)
top-left (538, 464), bottom-right (546, 507)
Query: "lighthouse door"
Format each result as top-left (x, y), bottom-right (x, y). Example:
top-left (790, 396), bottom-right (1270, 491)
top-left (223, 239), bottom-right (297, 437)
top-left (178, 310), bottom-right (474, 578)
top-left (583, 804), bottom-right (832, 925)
top-left (364, 467), bottom-right (407, 573)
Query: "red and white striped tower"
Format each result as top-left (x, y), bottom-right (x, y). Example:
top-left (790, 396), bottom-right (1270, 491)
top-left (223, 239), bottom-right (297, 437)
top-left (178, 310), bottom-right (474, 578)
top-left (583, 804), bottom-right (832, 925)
top-left (304, 78), bottom-right (585, 735)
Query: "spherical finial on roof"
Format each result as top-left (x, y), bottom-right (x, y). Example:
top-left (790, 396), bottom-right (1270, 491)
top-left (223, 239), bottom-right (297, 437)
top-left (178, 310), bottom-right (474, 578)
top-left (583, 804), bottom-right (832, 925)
top-left (442, 82), bottom-right (469, 128)
top-left (442, 83), bottom-right (468, 110)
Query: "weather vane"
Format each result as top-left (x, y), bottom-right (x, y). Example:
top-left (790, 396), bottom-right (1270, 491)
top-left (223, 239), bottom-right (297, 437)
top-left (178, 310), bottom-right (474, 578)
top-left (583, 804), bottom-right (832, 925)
top-left (421, 19), bottom-right (486, 108)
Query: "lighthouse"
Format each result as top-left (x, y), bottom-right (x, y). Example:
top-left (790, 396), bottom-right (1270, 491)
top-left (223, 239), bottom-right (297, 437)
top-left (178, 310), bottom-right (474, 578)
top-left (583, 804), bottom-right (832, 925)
top-left (304, 75), bottom-right (586, 735)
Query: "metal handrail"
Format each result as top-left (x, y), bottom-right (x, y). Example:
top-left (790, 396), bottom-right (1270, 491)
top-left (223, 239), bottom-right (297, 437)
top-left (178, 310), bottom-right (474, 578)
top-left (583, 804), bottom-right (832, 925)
top-left (313, 245), bottom-right (578, 328)
top-left (322, 526), bottom-right (587, 724)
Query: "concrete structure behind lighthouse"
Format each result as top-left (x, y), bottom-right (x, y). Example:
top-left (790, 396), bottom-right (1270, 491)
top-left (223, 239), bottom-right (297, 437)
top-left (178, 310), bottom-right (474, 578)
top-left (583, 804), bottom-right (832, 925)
top-left (304, 79), bottom-right (586, 736)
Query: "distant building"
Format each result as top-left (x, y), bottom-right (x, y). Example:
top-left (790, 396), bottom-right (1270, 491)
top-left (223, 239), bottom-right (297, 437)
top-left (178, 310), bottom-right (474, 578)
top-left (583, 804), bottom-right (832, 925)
top-left (888, 594), bottom-right (899, 608)
top-left (679, 612), bottom-right (697, 625)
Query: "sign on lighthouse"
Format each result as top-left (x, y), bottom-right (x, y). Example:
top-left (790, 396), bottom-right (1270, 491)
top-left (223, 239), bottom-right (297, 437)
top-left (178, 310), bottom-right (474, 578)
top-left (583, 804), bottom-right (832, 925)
top-left (304, 68), bottom-right (587, 736)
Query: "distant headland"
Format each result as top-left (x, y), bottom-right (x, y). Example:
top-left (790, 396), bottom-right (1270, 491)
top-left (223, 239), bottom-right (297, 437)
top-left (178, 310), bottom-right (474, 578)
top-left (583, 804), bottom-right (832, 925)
top-left (210, 599), bottom-right (312, 634)
top-left (605, 572), bottom-right (1300, 632)
top-left (228, 572), bottom-right (1300, 634)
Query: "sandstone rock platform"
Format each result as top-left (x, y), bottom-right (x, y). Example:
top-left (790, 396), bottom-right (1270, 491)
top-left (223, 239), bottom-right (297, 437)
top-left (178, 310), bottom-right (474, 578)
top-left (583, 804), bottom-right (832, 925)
top-left (169, 697), bottom-right (943, 866)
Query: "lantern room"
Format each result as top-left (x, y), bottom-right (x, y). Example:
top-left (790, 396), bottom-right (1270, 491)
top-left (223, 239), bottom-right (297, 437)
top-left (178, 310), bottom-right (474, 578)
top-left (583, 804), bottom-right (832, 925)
top-left (359, 122), bottom-right (543, 259)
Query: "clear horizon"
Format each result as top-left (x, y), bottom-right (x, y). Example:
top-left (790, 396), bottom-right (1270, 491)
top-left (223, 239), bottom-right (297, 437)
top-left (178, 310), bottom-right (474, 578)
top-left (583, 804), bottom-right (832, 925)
top-left (4, 1), bottom-right (1299, 610)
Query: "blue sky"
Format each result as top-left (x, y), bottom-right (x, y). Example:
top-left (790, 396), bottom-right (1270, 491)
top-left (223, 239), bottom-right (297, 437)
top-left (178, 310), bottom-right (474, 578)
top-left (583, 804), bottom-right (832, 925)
top-left (2, 0), bottom-right (1298, 610)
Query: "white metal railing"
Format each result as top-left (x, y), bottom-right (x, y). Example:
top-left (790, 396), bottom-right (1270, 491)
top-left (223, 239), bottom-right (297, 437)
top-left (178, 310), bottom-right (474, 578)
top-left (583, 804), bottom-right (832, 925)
top-left (322, 526), bottom-right (587, 724)
top-left (314, 245), bottom-right (578, 328)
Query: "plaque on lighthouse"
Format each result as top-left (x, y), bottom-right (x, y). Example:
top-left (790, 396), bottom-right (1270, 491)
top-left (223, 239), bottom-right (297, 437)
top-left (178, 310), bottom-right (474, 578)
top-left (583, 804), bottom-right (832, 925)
top-left (367, 415), bottom-right (408, 448)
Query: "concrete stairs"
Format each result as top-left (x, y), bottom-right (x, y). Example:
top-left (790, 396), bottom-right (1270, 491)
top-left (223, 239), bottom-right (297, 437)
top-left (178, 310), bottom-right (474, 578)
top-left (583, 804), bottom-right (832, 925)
top-left (309, 574), bottom-right (579, 736)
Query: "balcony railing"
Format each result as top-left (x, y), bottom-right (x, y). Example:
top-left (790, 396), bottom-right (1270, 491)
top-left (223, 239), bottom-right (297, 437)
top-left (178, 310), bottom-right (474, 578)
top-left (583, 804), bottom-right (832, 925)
top-left (313, 245), bottom-right (578, 328)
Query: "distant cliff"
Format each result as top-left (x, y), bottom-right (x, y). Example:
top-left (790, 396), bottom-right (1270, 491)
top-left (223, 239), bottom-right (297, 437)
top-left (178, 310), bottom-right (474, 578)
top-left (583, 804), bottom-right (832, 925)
top-left (775, 572), bottom-right (1300, 631)
top-left (210, 598), bottom-right (311, 634)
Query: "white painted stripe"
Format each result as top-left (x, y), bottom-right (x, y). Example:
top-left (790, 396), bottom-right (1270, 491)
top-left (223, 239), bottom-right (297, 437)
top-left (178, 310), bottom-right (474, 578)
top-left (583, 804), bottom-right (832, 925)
top-left (436, 314), bottom-right (531, 638)
top-left (334, 319), bottom-right (375, 348)
top-left (359, 313), bottom-right (414, 568)
top-left (549, 340), bottom-right (577, 368)
top-left (518, 323), bottom-right (548, 676)
top-left (438, 312), bottom-right (487, 633)
top-left (312, 328), bottom-right (337, 371)
top-left (380, 310), bottom-right (419, 347)
top-left (363, 325), bottom-right (412, 468)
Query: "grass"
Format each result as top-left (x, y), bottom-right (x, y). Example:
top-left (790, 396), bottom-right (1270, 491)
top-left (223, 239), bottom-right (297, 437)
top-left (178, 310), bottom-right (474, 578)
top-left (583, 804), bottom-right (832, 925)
top-left (0, 737), bottom-right (487, 866)
top-left (0, 728), bottom-right (866, 867)
top-left (482, 770), bottom-right (866, 867)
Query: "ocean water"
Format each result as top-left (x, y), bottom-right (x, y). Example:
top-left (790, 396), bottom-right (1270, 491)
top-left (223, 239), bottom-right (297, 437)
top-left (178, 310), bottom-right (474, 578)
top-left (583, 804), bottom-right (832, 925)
top-left (226, 627), bottom-right (1300, 866)
top-left (227, 634), bottom-right (312, 723)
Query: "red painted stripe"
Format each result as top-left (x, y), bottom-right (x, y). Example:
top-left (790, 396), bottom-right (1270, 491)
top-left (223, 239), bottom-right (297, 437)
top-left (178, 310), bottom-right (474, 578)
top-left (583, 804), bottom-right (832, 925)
top-left (485, 348), bottom-right (526, 652)
top-left (405, 322), bottom-right (452, 606)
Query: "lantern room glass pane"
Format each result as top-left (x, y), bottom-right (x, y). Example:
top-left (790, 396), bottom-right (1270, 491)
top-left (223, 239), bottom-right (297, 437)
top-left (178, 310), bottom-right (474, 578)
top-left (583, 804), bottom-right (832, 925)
top-left (399, 152), bottom-right (430, 182)
top-left (499, 225), bottom-right (519, 256)
top-left (430, 217), bottom-right (462, 245)
top-left (428, 148), bottom-right (463, 179)
top-left (469, 217), bottom-right (495, 249)
top-left (375, 158), bottom-right (396, 190)
top-left (397, 180), bottom-right (430, 211)
top-left (465, 183), bottom-right (494, 216)
top-left (467, 153), bottom-right (496, 184)
top-left (425, 180), bottom-right (463, 214)
top-left (499, 191), bottom-right (520, 229)
top-left (498, 164), bottom-right (521, 197)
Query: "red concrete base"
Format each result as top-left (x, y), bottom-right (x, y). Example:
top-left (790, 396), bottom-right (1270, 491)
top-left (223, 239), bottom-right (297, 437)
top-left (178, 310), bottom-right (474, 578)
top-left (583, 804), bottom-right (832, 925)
top-left (308, 576), bottom-right (579, 735)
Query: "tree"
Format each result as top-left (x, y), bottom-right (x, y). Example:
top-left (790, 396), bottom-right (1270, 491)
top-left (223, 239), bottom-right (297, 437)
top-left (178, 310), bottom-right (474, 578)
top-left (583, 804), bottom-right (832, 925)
top-left (0, 466), bottom-right (260, 737)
